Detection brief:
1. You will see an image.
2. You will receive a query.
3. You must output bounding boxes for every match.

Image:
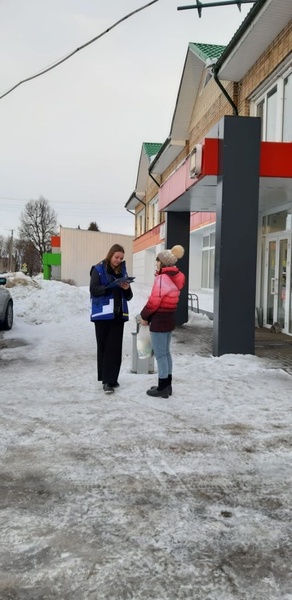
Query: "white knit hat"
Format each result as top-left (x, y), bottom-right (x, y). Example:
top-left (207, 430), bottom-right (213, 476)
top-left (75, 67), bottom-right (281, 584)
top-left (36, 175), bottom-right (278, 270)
top-left (157, 245), bottom-right (184, 267)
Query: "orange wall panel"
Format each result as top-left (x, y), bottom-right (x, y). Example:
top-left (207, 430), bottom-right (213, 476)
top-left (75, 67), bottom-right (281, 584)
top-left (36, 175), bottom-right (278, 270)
top-left (51, 236), bottom-right (61, 248)
top-left (133, 225), bottom-right (162, 253)
top-left (190, 212), bottom-right (216, 231)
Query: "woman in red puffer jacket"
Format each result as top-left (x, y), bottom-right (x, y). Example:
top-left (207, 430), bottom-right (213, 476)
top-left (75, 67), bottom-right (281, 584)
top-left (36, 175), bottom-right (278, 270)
top-left (140, 245), bottom-right (185, 398)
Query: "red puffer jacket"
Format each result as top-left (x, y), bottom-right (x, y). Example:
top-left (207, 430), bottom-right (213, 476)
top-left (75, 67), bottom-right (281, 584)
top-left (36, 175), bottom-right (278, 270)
top-left (140, 266), bottom-right (185, 332)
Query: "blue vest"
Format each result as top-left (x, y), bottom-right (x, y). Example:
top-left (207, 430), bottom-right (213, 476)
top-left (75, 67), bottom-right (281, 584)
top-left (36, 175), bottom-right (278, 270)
top-left (90, 261), bottom-right (130, 322)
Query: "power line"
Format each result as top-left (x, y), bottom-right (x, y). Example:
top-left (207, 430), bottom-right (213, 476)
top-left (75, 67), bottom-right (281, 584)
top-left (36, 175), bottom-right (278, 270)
top-left (0, 196), bottom-right (31, 201)
top-left (0, 200), bottom-right (129, 210)
top-left (0, 0), bottom-right (159, 101)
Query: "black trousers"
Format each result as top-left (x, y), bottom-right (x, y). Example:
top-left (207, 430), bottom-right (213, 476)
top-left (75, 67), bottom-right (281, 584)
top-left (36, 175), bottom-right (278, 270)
top-left (94, 318), bottom-right (125, 384)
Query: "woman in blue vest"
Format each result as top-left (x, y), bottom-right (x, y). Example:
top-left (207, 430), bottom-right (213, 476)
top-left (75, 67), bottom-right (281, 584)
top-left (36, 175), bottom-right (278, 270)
top-left (90, 244), bottom-right (133, 394)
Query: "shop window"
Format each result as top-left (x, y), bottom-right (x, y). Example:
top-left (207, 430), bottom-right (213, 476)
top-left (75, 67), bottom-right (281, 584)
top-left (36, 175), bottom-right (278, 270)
top-left (201, 234), bottom-right (215, 289)
top-left (262, 209), bottom-right (292, 234)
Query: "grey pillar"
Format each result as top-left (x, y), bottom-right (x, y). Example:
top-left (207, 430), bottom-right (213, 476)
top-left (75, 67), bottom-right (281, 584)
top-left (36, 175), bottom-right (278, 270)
top-left (213, 115), bottom-right (261, 356)
top-left (165, 211), bottom-right (190, 326)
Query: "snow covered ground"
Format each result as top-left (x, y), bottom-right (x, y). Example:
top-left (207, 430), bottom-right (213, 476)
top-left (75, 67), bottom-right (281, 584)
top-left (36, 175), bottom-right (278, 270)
top-left (0, 273), bottom-right (291, 600)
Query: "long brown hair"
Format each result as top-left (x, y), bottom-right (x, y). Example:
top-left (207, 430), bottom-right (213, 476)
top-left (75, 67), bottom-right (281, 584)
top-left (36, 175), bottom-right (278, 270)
top-left (105, 244), bottom-right (125, 274)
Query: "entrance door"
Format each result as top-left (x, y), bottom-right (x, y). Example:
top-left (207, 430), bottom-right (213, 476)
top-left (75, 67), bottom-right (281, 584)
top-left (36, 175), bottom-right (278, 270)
top-left (264, 234), bottom-right (291, 332)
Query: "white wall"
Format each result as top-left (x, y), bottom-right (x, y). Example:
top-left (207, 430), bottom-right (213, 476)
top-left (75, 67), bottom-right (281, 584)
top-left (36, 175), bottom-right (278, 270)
top-left (60, 228), bottom-right (134, 287)
top-left (132, 250), bottom-right (146, 284)
top-left (133, 243), bottom-right (164, 284)
top-left (145, 247), bottom-right (157, 285)
top-left (189, 231), bottom-right (202, 290)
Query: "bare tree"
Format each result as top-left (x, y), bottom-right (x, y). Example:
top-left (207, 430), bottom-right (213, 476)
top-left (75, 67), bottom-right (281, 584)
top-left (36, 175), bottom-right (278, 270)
top-left (0, 235), bottom-right (5, 257)
top-left (23, 241), bottom-right (42, 275)
top-left (88, 221), bottom-right (100, 231)
top-left (19, 196), bottom-right (58, 262)
top-left (13, 238), bottom-right (28, 271)
top-left (0, 235), bottom-right (16, 272)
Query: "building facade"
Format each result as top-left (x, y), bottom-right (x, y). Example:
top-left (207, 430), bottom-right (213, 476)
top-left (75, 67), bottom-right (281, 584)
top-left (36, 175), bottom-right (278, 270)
top-left (43, 227), bottom-right (134, 287)
top-left (125, 0), bottom-right (292, 341)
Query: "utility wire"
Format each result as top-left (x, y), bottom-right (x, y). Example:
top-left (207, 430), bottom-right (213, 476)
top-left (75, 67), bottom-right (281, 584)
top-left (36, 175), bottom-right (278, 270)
top-left (0, 0), bottom-right (159, 101)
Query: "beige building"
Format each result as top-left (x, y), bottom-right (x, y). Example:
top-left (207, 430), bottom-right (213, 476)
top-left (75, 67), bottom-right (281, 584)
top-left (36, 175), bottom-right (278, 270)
top-left (50, 227), bottom-right (134, 287)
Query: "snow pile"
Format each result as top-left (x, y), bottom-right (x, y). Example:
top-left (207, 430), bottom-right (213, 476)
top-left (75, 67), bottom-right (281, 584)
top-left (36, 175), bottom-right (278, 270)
top-left (8, 275), bottom-right (89, 325)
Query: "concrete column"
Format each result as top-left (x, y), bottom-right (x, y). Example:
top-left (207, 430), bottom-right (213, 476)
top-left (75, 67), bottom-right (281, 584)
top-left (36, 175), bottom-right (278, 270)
top-left (213, 115), bottom-right (261, 356)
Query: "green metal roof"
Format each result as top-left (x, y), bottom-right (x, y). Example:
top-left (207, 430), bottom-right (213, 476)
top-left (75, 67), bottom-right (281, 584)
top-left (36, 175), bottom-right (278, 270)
top-left (189, 43), bottom-right (226, 62)
top-left (143, 142), bottom-right (163, 160)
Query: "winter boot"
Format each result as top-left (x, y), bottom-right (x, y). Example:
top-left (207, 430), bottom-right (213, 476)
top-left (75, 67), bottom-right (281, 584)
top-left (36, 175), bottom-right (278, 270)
top-left (147, 378), bottom-right (169, 398)
top-left (168, 374), bottom-right (172, 396)
top-left (150, 375), bottom-right (172, 395)
top-left (103, 383), bottom-right (114, 394)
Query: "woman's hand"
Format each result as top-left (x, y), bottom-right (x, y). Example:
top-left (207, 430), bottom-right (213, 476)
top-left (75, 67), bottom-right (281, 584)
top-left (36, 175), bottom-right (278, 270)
top-left (140, 319), bottom-right (148, 326)
top-left (120, 282), bottom-right (130, 290)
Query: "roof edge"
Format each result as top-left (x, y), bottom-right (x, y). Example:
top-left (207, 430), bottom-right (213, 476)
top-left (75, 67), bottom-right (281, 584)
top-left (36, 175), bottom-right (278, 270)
top-left (149, 137), bottom-right (171, 173)
top-left (215, 0), bottom-right (268, 72)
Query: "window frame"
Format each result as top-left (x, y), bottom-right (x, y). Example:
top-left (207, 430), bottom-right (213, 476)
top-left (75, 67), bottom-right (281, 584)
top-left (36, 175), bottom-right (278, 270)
top-left (201, 231), bottom-right (215, 290)
top-left (136, 208), bottom-right (146, 237)
top-left (251, 65), bottom-right (292, 142)
top-left (148, 196), bottom-right (159, 230)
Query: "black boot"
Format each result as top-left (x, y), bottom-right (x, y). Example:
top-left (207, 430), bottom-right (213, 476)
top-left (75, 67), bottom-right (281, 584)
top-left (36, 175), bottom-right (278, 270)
top-left (147, 378), bottom-right (169, 398)
top-left (150, 375), bottom-right (172, 396)
top-left (168, 374), bottom-right (172, 396)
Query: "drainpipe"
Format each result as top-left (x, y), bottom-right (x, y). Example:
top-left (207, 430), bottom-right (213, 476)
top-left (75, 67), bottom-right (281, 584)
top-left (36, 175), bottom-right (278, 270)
top-left (125, 193), bottom-right (146, 215)
top-left (213, 64), bottom-right (238, 116)
top-left (125, 194), bottom-right (147, 236)
top-left (134, 194), bottom-right (146, 206)
top-left (134, 195), bottom-right (147, 234)
top-left (149, 171), bottom-right (160, 188)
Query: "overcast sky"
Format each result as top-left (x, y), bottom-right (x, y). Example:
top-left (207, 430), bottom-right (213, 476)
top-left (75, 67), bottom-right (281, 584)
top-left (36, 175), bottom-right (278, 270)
top-left (0, 0), bottom-right (251, 238)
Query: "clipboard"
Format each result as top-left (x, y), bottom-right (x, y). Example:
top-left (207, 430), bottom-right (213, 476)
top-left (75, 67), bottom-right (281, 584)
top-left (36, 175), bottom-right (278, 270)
top-left (106, 276), bottom-right (135, 289)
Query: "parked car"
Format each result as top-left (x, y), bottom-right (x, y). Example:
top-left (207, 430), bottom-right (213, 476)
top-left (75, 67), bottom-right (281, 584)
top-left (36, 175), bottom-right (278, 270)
top-left (0, 276), bottom-right (13, 330)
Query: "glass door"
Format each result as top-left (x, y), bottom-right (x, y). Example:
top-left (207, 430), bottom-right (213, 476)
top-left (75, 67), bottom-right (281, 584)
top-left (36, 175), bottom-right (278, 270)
top-left (264, 234), bottom-right (291, 332)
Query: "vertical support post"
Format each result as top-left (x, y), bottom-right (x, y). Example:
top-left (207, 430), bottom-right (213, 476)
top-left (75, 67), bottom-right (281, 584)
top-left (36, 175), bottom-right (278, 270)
top-left (213, 115), bottom-right (261, 356)
top-left (165, 211), bottom-right (190, 326)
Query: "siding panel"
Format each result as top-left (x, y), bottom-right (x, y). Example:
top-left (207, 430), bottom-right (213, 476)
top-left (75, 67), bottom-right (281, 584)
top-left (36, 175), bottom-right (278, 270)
top-left (60, 228), bottom-right (134, 287)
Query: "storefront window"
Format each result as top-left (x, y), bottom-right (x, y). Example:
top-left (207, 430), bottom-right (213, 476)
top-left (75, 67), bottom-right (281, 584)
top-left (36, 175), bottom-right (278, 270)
top-left (209, 247), bottom-right (215, 288)
top-left (277, 239), bottom-right (287, 328)
top-left (201, 250), bottom-right (209, 288)
top-left (262, 210), bottom-right (292, 234)
top-left (267, 240), bottom-right (276, 325)
top-left (201, 233), bottom-right (215, 289)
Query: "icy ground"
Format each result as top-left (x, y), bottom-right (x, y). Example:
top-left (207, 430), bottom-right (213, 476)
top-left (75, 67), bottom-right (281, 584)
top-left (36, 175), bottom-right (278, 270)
top-left (0, 273), bottom-right (291, 600)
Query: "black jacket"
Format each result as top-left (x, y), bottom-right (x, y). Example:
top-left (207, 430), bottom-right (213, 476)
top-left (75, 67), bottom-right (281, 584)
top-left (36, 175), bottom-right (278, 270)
top-left (90, 261), bottom-right (133, 317)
